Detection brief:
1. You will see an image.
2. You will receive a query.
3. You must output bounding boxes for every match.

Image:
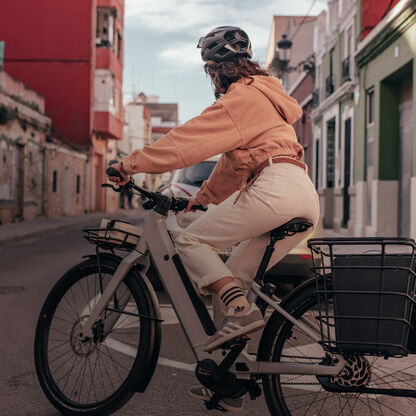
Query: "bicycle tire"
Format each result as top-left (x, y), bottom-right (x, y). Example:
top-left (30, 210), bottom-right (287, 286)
top-left (259, 278), bottom-right (416, 416)
top-left (34, 256), bottom-right (157, 416)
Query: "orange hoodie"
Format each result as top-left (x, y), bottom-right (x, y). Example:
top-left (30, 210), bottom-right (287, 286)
top-left (122, 75), bottom-right (303, 206)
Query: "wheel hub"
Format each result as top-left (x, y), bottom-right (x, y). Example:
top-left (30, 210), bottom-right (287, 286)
top-left (331, 354), bottom-right (372, 388)
top-left (70, 315), bottom-right (103, 357)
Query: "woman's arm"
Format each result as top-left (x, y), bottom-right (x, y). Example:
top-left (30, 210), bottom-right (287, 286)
top-left (122, 102), bottom-right (243, 175)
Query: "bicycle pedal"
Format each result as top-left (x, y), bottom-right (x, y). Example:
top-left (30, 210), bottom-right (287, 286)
top-left (204, 401), bottom-right (227, 412)
top-left (221, 335), bottom-right (250, 350)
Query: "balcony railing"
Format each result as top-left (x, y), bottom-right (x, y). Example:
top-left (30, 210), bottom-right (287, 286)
top-left (342, 56), bottom-right (351, 83)
top-left (312, 89), bottom-right (320, 108)
top-left (325, 75), bottom-right (334, 97)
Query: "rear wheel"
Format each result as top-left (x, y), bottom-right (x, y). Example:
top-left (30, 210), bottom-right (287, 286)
top-left (259, 280), bottom-right (416, 415)
top-left (34, 257), bottom-right (156, 415)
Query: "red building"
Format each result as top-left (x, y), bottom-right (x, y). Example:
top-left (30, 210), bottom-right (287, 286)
top-left (361, 0), bottom-right (401, 39)
top-left (0, 0), bottom-right (124, 212)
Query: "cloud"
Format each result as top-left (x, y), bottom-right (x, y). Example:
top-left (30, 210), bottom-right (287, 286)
top-left (125, 0), bottom-right (328, 72)
top-left (158, 41), bottom-right (204, 72)
top-left (125, 0), bottom-right (327, 45)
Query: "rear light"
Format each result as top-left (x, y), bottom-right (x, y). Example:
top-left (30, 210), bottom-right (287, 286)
top-left (299, 254), bottom-right (312, 259)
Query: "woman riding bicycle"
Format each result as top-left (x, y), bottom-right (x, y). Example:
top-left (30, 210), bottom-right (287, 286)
top-left (108, 26), bottom-right (320, 412)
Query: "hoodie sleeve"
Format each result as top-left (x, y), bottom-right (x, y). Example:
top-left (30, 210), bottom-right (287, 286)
top-left (122, 102), bottom-right (243, 175)
top-left (196, 155), bottom-right (246, 206)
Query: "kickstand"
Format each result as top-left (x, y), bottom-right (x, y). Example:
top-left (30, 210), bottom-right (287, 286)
top-left (205, 393), bottom-right (226, 412)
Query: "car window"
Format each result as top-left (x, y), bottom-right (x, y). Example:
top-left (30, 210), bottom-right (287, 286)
top-left (172, 161), bottom-right (216, 187)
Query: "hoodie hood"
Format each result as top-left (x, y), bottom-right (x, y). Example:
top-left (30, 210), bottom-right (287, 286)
top-left (233, 75), bottom-right (302, 125)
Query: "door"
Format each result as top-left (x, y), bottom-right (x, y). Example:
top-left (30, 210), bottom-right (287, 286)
top-left (63, 166), bottom-right (71, 216)
top-left (342, 118), bottom-right (352, 228)
top-left (398, 78), bottom-right (413, 237)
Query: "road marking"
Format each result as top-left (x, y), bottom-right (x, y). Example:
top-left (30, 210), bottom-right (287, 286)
top-left (104, 337), bottom-right (196, 372)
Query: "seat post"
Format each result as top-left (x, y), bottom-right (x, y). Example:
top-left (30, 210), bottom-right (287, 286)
top-left (254, 234), bottom-right (284, 285)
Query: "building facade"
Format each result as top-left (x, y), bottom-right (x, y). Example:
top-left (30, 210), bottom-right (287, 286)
top-left (121, 94), bottom-right (152, 188)
top-left (146, 98), bottom-right (179, 190)
top-left (0, 70), bottom-right (88, 223)
top-left (354, 0), bottom-right (415, 237)
top-left (265, 14), bottom-right (320, 177)
top-left (0, 0), bottom-right (125, 215)
top-left (310, 0), bottom-right (358, 233)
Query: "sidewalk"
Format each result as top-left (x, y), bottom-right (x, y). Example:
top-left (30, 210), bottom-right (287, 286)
top-left (0, 209), bottom-right (144, 246)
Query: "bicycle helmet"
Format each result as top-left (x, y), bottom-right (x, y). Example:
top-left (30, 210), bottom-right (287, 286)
top-left (197, 26), bottom-right (253, 62)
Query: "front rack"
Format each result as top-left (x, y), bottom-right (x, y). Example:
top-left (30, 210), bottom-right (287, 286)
top-left (308, 237), bottom-right (416, 357)
top-left (83, 227), bottom-right (141, 252)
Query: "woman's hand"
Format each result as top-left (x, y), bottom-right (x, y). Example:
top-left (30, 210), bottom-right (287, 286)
top-left (184, 197), bottom-right (203, 213)
top-left (107, 163), bottom-right (129, 186)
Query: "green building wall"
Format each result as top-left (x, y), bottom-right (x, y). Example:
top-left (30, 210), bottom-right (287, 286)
top-left (355, 6), bottom-right (416, 182)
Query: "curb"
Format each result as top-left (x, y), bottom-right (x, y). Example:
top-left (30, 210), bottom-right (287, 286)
top-left (0, 209), bottom-right (144, 247)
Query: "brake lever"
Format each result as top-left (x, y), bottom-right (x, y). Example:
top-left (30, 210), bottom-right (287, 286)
top-left (101, 183), bottom-right (121, 192)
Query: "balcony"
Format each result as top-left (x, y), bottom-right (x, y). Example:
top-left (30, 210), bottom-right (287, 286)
top-left (342, 56), bottom-right (351, 84)
top-left (94, 112), bottom-right (123, 140)
top-left (325, 75), bottom-right (334, 97)
top-left (312, 89), bottom-right (320, 109)
top-left (95, 48), bottom-right (122, 80)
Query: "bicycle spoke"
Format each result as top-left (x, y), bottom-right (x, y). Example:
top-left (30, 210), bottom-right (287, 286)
top-left (268, 286), bottom-right (416, 416)
top-left (36, 263), bottom-right (148, 412)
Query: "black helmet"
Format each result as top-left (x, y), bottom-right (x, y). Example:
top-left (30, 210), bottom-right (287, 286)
top-left (197, 26), bottom-right (253, 62)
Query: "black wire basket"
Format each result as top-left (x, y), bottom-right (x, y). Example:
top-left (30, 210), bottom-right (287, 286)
top-left (308, 237), bottom-right (416, 357)
top-left (83, 219), bottom-right (141, 251)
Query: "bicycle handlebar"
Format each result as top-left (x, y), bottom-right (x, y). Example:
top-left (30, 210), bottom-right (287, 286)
top-left (102, 171), bottom-right (207, 215)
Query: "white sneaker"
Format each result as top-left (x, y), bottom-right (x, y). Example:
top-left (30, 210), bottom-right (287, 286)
top-left (204, 303), bottom-right (265, 352)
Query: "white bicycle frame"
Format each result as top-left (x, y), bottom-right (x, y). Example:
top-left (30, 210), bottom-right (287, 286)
top-left (78, 209), bottom-right (346, 378)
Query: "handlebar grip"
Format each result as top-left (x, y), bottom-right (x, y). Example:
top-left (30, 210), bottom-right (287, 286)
top-left (172, 197), bottom-right (207, 212)
top-left (192, 205), bottom-right (208, 212)
top-left (106, 166), bottom-right (122, 179)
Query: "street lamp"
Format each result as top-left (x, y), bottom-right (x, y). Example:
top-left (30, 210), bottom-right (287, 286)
top-left (277, 34), bottom-right (292, 65)
top-left (274, 34), bottom-right (314, 78)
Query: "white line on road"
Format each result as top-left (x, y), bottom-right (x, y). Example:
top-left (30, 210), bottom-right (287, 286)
top-left (104, 337), bottom-right (196, 372)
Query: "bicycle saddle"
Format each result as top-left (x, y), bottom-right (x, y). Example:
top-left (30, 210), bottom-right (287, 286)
top-left (270, 217), bottom-right (313, 238)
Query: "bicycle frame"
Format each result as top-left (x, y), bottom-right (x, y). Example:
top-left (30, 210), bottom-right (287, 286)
top-left (79, 210), bottom-right (346, 377)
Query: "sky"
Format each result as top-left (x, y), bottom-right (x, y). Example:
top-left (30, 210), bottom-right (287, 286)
top-left (123, 0), bottom-right (328, 124)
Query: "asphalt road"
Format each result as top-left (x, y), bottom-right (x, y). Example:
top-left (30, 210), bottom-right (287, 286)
top-left (1, 211), bottom-right (416, 416)
top-left (0, 212), bottom-right (270, 416)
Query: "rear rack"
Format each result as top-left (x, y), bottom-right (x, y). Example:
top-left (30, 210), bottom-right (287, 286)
top-left (308, 237), bottom-right (416, 357)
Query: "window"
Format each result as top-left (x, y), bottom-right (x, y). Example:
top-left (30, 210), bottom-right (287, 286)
top-left (315, 139), bottom-right (320, 188)
top-left (367, 88), bottom-right (375, 125)
top-left (117, 30), bottom-right (122, 59)
top-left (76, 175), bottom-right (81, 194)
top-left (172, 161), bottom-right (217, 187)
top-left (315, 64), bottom-right (321, 88)
top-left (52, 170), bottom-right (57, 193)
top-left (96, 7), bottom-right (115, 47)
top-left (326, 119), bottom-right (336, 188)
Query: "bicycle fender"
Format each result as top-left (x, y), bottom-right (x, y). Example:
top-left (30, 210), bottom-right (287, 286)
top-left (257, 277), bottom-right (317, 360)
top-left (82, 253), bottom-right (162, 393)
top-left (130, 264), bottom-right (162, 393)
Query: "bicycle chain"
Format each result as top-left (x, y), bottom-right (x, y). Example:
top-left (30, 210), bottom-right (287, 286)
top-left (280, 355), bottom-right (323, 361)
top-left (282, 381), bottom-right (321, 385)
top-left (279, 355), bottom-right (324, 386)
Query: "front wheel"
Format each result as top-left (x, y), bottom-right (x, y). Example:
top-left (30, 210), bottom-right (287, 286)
top-left (34, 256), bottom-right (158, 416)
top-left (259, 279), bottom-right (416, 416)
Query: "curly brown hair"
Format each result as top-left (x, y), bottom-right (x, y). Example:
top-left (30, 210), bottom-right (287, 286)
top-left (204, 58), bottom-right (270, 99)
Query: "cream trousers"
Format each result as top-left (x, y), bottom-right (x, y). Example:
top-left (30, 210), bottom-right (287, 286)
top-left (175, 162), bottom-right (320, 321)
